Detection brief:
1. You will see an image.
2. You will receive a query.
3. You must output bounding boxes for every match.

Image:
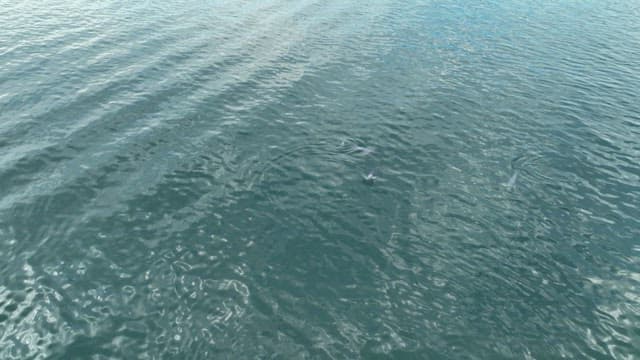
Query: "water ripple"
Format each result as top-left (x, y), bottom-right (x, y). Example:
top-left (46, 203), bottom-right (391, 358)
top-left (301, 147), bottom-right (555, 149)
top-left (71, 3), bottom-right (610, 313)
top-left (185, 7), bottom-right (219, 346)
top-left (1, 0), bottom-right (640, 358)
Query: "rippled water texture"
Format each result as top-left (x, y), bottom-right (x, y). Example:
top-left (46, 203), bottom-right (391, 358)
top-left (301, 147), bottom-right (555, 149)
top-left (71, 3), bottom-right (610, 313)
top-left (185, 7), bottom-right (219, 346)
top-left (2, 1), bottom-right (640, 358)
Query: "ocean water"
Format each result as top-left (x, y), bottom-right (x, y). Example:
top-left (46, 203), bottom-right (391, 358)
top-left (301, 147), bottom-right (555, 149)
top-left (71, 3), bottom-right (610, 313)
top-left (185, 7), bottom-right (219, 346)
top-left (1, 0), bottom-right (640, 358)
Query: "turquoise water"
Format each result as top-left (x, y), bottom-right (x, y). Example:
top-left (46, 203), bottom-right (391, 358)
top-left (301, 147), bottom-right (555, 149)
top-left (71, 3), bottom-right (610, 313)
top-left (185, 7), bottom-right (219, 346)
top-left (2, 0), bottom-right (640, 358)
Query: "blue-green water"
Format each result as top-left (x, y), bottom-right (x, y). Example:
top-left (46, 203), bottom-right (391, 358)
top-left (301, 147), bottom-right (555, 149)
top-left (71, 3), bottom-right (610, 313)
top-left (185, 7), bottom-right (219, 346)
top-left (2, 1), bottom-right (640, 358)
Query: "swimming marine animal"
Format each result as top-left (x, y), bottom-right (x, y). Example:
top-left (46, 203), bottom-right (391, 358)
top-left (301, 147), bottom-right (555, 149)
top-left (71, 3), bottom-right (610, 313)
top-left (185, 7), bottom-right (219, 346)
top-left (362, 170), bottom-right (377, 184)
top-left (504, 170), bottom-right (519, 190)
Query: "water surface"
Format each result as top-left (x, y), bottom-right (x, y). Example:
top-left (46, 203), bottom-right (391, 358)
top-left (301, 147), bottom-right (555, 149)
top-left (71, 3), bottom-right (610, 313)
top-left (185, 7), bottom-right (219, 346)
top-left (1, 0), bottom-right (640, 358)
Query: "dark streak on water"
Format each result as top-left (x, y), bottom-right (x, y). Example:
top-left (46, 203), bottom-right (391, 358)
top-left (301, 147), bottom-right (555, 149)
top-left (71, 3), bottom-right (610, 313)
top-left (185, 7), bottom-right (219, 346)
top-left (1, 0), bottom-right (640, 358)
